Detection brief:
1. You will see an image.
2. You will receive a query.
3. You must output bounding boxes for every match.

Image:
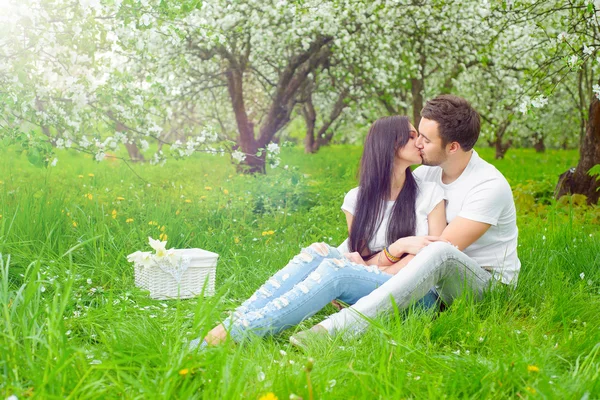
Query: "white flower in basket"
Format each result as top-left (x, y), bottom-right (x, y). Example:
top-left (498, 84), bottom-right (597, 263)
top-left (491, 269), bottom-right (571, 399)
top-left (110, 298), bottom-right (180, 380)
top-left (128, 237), bottom-right (218, 300)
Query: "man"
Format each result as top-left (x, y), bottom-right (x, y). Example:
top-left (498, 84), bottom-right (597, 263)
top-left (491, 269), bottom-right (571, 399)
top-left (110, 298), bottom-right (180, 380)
top-left (295, 94), bottom-right (520, 339)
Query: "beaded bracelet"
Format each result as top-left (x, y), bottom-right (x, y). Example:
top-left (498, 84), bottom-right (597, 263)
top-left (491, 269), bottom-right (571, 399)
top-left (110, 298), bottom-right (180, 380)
top-left (383, 246), bottom-right (401, 263)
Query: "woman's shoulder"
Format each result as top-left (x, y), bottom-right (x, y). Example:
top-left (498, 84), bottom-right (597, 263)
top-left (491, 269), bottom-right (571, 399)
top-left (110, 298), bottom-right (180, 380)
top-left (345, 186), bottom-right (360, 198)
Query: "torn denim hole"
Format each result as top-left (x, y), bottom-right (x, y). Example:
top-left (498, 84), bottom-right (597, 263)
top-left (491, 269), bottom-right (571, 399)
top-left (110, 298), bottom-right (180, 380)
top-left (259, 287), bottom-right (273, 297)
top-left (365, 265), bottom-right (381, 274)
top-left (308, 271), bottom-right (322, 283)
top-left (310, 242), bottom-right (329, 256)
top-left (331, 258), bottom-right (346, 268)
top-left (268, 277), bottom-right (281, 289)
top-left (274, 296), bottom-right (290, 310)
top-left (297, 283), bottom-right (310, 294)
top-left (281, 273), bottom-right (290, 281)
top-left (248, 294), bottom-right (258, 303)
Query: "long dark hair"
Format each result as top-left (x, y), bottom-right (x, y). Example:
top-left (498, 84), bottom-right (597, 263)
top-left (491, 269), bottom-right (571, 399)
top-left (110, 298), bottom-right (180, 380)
top-left (348, 116), bottom-right (418, 259)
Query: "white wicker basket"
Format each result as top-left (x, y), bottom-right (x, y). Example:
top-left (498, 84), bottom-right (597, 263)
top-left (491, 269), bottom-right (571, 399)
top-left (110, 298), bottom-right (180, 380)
top-left (131, 248), bottom-right (218, 299)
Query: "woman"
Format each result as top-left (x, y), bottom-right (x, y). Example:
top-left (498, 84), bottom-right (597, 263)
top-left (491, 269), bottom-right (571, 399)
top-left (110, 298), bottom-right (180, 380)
top-left (190, 115), bottom-right (446, 350)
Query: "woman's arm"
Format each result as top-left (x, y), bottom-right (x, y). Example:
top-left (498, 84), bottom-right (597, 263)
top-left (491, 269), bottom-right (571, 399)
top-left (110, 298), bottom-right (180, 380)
top-left (427, 200), bottom-right (447, 236)
top-left (382, 200), bottom-right (447, 274)
top-left (343, 210), bottom-right (353, 234)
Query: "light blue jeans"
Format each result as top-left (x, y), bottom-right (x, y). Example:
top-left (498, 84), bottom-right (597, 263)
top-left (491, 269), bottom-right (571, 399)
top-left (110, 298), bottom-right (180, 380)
top-left (223, 243), bottom-right (439, 342)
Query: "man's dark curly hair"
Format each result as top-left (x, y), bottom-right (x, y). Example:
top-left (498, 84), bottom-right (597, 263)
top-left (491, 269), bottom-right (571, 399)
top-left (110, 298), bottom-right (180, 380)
top-left (421, 95), bottom-right (480, 151)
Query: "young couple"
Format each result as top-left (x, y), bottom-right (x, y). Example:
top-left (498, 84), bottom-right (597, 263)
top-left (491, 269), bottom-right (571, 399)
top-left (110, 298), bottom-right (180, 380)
top-left (189, 94), bottom-right (520, 350)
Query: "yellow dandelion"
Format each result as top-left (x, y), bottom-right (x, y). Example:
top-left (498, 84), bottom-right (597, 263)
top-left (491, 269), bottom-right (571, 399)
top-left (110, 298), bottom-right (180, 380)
top-left (88, 173), bottom-right (94, 177)
top-left (258, 393), bottom-right (278, 400)
top-left (159, 232), bottom-right (168, 241)
top-left (268, 230), bottom-right (274, 235)
top-left (200, 195), bottom-right (207, 200)
top-left (223, 189), bottom-right (229, 195)
top-left (205, 186), bottom-right (212, 191)
top-left (175, 209), bottom-right (181, 216)
top-left (148, 221), bottom-right (158, 226)
top-left (178, 368), bottom-right (189, 376)
top-left (126, 218), bottom-right (134, 223)
top-left (77, 175), bottom-right (83, 179)
top-left (527, 365), bottom-right (540, 373)
top-left (0, 180), bottom-right (4, 184)
top-left (525, 386), bottom-right (536, 395)
top-left (116, 196), bottom-right (125, 201)
top-left (111, 209), bottom-right (117, 219)
top-left (72, 221), bottom-right (78, 227)
top-left (234, 237), bottom-right (240, 244)
top-left (160, 225), bottom-right (166, 232)
top-left (228, 174), bottom-right (233, 178)
top-left (204, 174), bottom-right (208, 177)
top-left (0, 215), bottom-right (3, 219)
top-left (185, 199), bottom-right (192, 203)
top-left (66, 212), bottom-right (71, 217)
top-left (85, 193), bottom-right (93, 200)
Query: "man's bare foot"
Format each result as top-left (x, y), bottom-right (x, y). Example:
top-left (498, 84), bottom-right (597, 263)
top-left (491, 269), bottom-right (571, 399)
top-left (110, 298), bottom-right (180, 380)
top-left (289, 324), bottom-right (329, 349)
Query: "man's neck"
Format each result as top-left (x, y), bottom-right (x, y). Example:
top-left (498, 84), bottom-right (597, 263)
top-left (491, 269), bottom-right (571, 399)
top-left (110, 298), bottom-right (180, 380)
top-left (440, 150), bottom-right (474, 184)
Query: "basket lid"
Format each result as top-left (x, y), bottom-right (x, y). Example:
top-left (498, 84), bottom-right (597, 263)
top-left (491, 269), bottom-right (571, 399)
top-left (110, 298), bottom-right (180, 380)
top-left (177, 248), bottom-right (219, 260)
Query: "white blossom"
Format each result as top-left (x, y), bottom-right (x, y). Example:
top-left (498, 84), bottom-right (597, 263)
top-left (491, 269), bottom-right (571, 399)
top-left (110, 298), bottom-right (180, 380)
top-left (231, 150), bottom-right (246, 163)
top-left (266, 142), bottom-right (280, 155)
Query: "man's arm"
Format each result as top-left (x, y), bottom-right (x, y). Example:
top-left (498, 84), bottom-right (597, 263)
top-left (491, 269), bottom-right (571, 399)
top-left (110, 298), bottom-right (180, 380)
top-left (440, 217), bottom-right (491, 251)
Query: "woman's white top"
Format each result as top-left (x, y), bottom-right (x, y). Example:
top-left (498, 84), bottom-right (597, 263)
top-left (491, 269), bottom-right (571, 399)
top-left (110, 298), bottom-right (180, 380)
top-left (337, 179), bottom-right (445, 254)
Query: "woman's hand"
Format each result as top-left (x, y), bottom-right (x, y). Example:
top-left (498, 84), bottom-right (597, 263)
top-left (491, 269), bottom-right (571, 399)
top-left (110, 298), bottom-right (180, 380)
top-left (344, 252), bottom-right (367, 265)
top-left (389, 236), bottom-right (447, 256)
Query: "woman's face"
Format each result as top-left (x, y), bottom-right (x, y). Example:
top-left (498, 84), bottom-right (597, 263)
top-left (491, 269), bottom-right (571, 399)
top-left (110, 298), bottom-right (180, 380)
top-left (395, 124), bottom-right (422, 165)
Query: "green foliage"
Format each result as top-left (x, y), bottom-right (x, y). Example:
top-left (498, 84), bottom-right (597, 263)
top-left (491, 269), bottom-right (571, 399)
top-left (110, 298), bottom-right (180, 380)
top-left (0, 147), bottom-right (599, 398)
top-left (589, 164), bottom-right (600, 182)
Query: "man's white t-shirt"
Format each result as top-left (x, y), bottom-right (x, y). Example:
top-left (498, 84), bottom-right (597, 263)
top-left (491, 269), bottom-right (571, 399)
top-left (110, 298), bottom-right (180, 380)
top-left (337, 180), bottom-right (445, 254)
top-left (413, 150), bottom-right (520, 285)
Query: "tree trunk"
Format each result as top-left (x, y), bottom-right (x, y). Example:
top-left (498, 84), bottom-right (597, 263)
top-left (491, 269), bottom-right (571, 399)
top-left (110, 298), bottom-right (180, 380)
top-left (225, 68), bottom-right (265, 173)
top-left (555, 96), bottom-right (600, 204)
top-left (533, 133), bottom-right (546, 153)
top-left (490, 119), bottom-right (512, 159)
top-left (114, 120), bottom-right (145, 162)
top-left (302, 91), bottom-right (317, 154)
top-left (494, 137), bottom-right (512, 159)
top-left (223, 37), bottom-right (332, 172)
top-left (310, 88), bottom-right (349, 153)
top-left (411, 77), bottom-right (423, 128)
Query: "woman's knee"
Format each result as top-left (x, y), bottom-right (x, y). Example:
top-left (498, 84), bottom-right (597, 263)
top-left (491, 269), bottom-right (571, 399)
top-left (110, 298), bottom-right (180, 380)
top-left (298, 242), bottom-right (340, 261)
top-left (421, 241), bottom-right (458, 256)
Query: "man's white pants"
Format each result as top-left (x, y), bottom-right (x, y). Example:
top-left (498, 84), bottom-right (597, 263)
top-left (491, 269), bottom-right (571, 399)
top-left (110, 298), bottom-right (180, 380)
top-left (319, 242), bottom-right (498, 336)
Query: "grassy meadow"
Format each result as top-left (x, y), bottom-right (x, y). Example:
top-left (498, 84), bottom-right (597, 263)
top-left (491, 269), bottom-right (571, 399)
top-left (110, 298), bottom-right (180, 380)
top-left (1, 144), bottom-right (599, 399)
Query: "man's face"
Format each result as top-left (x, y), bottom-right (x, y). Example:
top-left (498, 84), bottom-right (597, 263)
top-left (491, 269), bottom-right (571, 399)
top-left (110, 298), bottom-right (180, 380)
top-left (415, 118), bottom-right (447, 166)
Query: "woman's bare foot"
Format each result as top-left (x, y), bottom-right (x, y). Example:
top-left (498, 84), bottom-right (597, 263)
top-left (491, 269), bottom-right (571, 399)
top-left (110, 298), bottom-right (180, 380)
top-left (204, 323), bottom-right (228, 345)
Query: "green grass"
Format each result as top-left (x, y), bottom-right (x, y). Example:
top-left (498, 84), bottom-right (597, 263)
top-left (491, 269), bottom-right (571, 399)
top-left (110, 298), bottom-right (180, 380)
top-left (1, 144), bottom-right (599, 399)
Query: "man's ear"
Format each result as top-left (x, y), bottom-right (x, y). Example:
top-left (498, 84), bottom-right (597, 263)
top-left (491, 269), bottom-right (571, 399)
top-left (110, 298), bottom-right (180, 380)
top-left (447, 141), bottom-right (461, 154)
